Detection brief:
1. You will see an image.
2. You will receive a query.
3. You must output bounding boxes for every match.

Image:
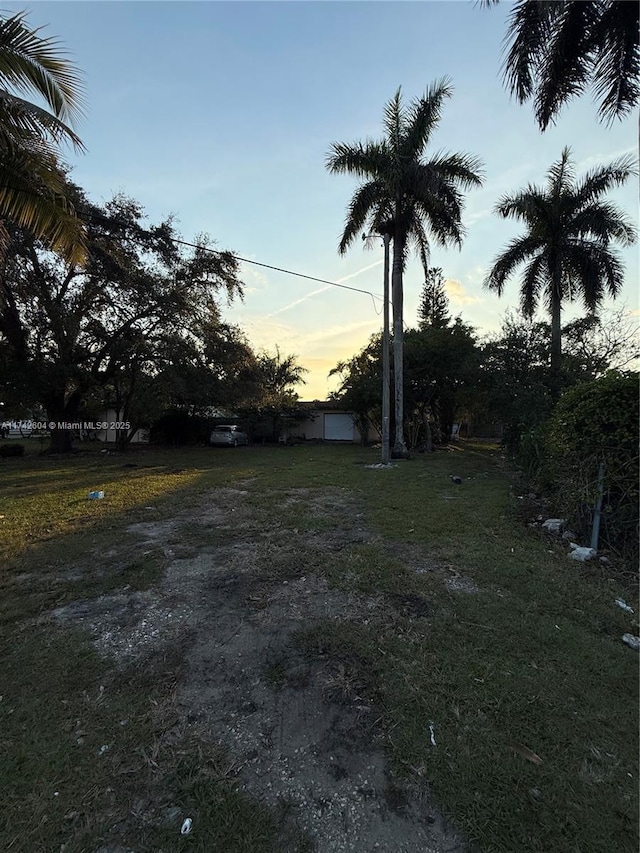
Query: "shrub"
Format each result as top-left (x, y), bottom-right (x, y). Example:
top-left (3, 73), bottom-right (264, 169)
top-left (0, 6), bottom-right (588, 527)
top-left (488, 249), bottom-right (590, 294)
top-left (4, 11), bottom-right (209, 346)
top-left (0, 443), bottom-right (25, 458)
top-left (149, 410), bottom-right (211, 446)
top-left (545, 371), bottom-right (639, 566)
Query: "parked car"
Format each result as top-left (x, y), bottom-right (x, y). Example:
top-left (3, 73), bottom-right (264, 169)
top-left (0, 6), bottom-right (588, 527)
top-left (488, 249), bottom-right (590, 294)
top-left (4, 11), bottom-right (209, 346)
top-left (209, 425), bottom-right (249, 447)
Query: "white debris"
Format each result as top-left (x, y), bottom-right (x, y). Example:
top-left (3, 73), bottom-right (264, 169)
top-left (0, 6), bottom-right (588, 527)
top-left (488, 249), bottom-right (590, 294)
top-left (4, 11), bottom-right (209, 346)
top-left (428, 722), bottom-right (436, 747)
top-left (364, 463), bottom-right (398, 469)
top-left (542, 518), bottom-right (566, 534)
top-left (180, 817), bottom-right (193, 835)
top-left (568, 543), bottom-right (597, 562)
top-left (622, 634), bottom-right (640, 651)
top-left (615, 599), bottom-right (634, 614)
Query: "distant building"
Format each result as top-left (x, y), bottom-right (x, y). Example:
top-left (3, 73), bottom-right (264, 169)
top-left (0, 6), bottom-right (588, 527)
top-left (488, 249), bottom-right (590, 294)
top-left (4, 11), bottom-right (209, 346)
top-left (96, 409), bottom-right (149, 444)
top-left (280, 401), bottom-right (378, 444)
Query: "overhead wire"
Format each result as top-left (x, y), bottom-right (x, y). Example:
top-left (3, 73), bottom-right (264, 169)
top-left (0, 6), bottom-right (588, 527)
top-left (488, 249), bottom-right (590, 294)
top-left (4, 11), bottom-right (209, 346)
top-left (171, 237), bottom-right (386, 314)
top-left (83, 210), bottom-right (390, 318)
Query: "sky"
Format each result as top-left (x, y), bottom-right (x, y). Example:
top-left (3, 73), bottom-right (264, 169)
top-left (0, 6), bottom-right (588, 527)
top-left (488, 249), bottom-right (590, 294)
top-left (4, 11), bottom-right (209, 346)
top-left (10, 1), bottom-right (639, 399)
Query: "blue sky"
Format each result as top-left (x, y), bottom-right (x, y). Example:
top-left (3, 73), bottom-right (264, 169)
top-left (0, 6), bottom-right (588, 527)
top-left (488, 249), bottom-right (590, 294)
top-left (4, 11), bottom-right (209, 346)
top-left (14, 1), bottom-right (639, 399)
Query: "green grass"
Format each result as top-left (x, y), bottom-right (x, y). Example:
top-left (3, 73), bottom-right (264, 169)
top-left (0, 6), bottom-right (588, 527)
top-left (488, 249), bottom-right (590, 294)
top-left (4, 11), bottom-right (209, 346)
top-left (0, 624), bottom-right (305, 852)
top-left (0, 441), bottom-right (638, 852)
top-left (0, 444), bottom-right (316, 852)
top-left (285, 446), bottom-right (638, 853)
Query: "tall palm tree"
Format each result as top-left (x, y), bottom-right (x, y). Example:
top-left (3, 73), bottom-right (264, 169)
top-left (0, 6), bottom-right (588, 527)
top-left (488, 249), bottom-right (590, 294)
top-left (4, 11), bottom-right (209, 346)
top-left (484, 147), bottom-right (637, 390)
top-left (0, 11), bottom-right (86, 263)
top-left (326, 80), bottom-right (483, 456)
top-left (483, 0), bottom-right (639, 130)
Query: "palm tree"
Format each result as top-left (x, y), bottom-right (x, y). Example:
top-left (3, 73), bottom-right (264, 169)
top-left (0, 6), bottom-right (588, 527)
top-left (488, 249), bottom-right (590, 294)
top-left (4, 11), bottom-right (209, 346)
top-left (0, 11), bottom-right (86, 263)
top-left (258, 347), bottom-right (308, 403)
top-left (483, 0), bottom-right (639, 130)
top-left (484, 147), bottom-right (637, 390)
top-left (326, 80), bottom-right (483, 456)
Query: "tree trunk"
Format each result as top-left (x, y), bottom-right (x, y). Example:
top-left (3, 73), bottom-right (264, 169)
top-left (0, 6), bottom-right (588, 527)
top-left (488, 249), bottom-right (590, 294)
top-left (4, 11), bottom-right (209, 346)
top-left (391, 229), bottom-right (408, 458)
top-left (550, 285), bottom-right (562, 397)
top-left (45, 390), bottom-right (81, 453)
top-left (423, 409), bottom-right (433, 453)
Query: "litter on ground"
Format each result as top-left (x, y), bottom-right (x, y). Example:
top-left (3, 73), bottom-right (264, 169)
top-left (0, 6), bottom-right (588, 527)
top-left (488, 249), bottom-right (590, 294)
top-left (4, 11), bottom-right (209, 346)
top-left (568, 544), bottom-right (597, 562)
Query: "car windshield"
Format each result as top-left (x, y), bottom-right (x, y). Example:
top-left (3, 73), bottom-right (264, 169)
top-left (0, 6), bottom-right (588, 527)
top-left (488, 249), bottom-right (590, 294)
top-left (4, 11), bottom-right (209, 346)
top-left (214, 426), bottom-right (234, 432)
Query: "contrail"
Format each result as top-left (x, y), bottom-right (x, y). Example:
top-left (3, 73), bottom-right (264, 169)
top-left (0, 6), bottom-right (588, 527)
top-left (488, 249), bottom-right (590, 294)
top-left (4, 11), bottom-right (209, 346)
top-left (262, 259), bottom-right (383, 320)
top-left (336, 259), bottom-right (383, 283)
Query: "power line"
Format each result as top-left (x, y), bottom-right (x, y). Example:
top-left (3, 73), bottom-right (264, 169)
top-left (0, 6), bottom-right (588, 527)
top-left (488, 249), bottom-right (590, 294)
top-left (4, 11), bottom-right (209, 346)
top-left (83, 211), bottom-right (386, 314)
top-left (172, 237), bottom-right (385, 310)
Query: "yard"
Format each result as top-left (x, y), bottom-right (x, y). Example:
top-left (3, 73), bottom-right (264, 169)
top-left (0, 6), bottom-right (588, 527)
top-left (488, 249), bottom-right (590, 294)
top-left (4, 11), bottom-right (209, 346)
top-left (0, 442), bottom-right (637, 852)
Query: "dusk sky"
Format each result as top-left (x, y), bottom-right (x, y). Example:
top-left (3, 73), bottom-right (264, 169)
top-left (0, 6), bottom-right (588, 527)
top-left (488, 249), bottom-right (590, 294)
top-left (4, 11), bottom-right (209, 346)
top-left (13, 1), bottom-right (639, 399)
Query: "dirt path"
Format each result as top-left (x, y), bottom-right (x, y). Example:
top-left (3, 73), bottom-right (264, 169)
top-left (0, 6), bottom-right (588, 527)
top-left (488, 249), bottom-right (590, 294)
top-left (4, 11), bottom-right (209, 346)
top-left (54, 485), bottom-right (471, 852)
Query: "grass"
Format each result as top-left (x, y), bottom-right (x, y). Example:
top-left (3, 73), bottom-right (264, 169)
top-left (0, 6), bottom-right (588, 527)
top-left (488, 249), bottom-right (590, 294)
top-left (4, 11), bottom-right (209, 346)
top-left (0, 441), bottom-right (638, 852)
top-left (0, 444), bottom-right (315, 852)
top-left (0, 624), bottom-right (304, 852)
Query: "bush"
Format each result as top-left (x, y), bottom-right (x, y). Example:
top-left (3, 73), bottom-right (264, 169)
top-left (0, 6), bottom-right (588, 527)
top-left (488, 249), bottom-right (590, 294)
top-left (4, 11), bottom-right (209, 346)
top-left (545, 371), bottom-right (639, 566)
top-left (0, 443), bottom-right (25, 458)
top-left (149, 410), bottom-right (211, 446)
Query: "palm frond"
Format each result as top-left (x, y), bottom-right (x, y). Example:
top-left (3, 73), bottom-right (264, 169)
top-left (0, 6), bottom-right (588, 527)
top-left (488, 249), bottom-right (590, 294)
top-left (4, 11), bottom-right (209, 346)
top-left (501, 0), bottom-right (556, 104)
top-left (413, 193), bottom-right (465, 249)
top-left (408, 215), bottom-right (431, 276)
top-left (484, 234), bottom-right (544, 295)
top-left (590, 0), bottom-right (640, 124)
top-left (572, 201), bottom-right (637, 247)
top-left (328, 80), bottom-right (482, 304)
top-left (0, 11), bottom-right (86, 124)
top-left (382, 87), bottom-right (404, 152)
top-left (425, 150), bottom-right (485, 190)
top-left (547, 147), bottom-right (576, 197)
top-left (0, 141), bottom-right (86, 263)
top-left (563, 240), bottom-right (624, 310)
top-left (0, 89), bottom-right (84, 150)
top-left (573, 154), bottom-right (639, 204)
top-left (534, 1), bottom-right (599, 130)
top-left (337, 180), bottom-right (388, 254)
top-left (494, 186), bottom-right (549, 230)
top-left (520, 253), bottom-right (548, 317)
top-left (325, 140), bottom-right (391, 179)
top-left (0, 140), bottom-right (67, 196)
top-left (497, 0), bottom-right (639, 129)
top-left (401, 78), bottom-right (452, 159)
top-left (409, 162), bottom-right (461, 212)
top-left (0, 182), bottom-right (86, 265)
top-left (487, 145), bottom-right (634, 360)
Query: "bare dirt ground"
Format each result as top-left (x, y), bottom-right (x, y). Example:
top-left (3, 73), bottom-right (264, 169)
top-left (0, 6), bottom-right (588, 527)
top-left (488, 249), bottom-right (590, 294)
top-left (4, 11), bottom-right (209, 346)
top-left (53, 485), bottom-right (473, 852)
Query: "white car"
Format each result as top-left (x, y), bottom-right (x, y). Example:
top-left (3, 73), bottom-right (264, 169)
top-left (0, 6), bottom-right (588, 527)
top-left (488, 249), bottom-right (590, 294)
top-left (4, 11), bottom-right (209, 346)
top-left (209, 425), bottom-right (249, 447)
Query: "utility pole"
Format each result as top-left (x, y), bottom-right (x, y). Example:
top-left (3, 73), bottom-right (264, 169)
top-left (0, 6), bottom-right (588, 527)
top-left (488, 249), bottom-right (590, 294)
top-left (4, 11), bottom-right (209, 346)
top-left (363, 226), bottom-right (392, 464)
top-left (381, 231), bottom-right (391, 464)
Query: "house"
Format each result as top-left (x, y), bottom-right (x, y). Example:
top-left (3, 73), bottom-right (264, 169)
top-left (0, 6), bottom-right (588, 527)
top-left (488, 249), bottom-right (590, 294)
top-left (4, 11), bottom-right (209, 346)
top-left (280, 401), bottom-right (378, 444)
top-left (94, 409), bottom-right (149, 444)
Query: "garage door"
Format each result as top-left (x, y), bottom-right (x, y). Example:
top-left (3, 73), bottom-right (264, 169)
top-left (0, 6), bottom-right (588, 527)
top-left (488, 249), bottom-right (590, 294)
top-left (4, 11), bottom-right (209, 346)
top-left (324, 413), bottom-right (354, 441)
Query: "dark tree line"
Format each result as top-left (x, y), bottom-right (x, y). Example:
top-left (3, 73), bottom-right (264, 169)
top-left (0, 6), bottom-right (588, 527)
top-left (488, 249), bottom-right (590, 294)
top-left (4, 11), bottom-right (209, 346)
top-left (331, 274), bottom-right (639, 453)
top-left (0, 187), bottom-right (308, 452)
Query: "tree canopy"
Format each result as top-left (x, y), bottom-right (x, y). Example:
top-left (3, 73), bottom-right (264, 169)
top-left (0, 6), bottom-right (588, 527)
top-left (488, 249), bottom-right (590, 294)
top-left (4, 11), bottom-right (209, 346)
top-left (417, 267), bottom-right (450, 330)
top-left (0, 188), bottom-right (247, 450)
